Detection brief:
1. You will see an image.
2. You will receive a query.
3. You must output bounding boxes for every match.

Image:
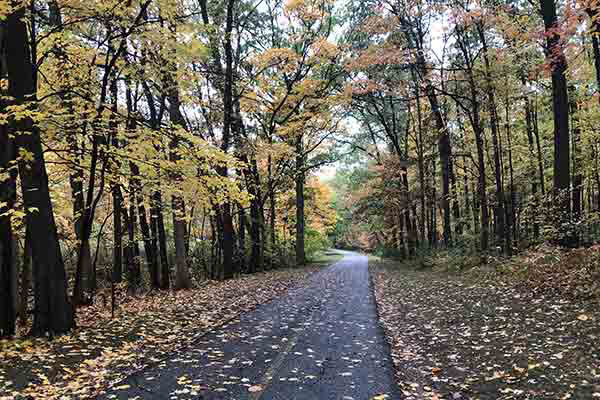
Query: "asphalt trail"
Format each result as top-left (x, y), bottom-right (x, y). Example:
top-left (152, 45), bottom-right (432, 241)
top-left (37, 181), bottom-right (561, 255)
top-left (99, 251), bottom-right (401, 400)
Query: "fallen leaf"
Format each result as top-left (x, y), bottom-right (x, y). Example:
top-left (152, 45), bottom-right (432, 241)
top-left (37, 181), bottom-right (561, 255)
top-left (248, 385), bottom-right (263, 393)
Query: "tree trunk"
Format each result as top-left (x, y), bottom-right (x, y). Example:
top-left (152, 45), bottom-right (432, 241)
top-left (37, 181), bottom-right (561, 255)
top-left (240, 156), bottom-right (262, 273)
top-left (450, 158), bottom-right (461, 236)
top-left (216, 0), bottom-right (237, 280)
top-left (269, 154), bottom-right (276, 268)
top-left (68, 134), bottom-right (92, 305)
top-left (153, 191), bottom-right (170, 289)
top-left (238, 205), bottom-right (246, 273)
top-left (167, 81), bottom-right (192, 289)
top-left (414, 86), bottom-right (427, 246)
top-left (18, 230), bottom-right (32, 325)
top-left (131, 162), bottom-right (160, 288)
top-left (402, 167), bottom-right (415, 257)
top-left (0, 55), bottom-right (17, 336)
top-left (505, 100), bottom-right (516, 254)
top-left (405, 20), bottom-right (453, 247)
top-left (569, 87), bottom-right (582, 222)
top-left (250, 198), bottom-right (262, 273)
top-left (172, 197), bottom-right (191, 288)
top-left (524, 86), bottom-right (540, 239)
top-left (398, 213), bottom-right (406, 259)
top-left (462, 155), bottom-right (471, 232)
top-left (438, 115), bottom-right (453, 247)
top-left (126, 179), bottom-right (141, 290)
top-left (150, 197), bottom-right (160, 282)
top-left (532, 104), bottom-right (546, 195)
top-left (112, 183), bottom-right (123, 283)
top-left (219, 204), bottom-right (235, 280)
top-left (540, 0), bottom-right (571, 231)
top-left (476, 24), bottom-right (506, 253)
top-left (5, 7), bottom-right (74, 335)
top-left (456, 28), bottom-right (490, 252)
top-left (0, 185), bottom-right (16, 338)
top-left (430, 158), bottom-right (438, 248)
top-left (295, 136), bottom-right (306, 266)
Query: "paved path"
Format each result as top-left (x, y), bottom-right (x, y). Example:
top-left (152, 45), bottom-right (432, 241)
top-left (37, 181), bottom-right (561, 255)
top-left (100, 251), bottom-right (400, 400)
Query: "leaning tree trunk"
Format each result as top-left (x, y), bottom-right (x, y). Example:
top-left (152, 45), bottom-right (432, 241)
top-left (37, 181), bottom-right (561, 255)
top-left (5, 6), bottom-right (74, 335)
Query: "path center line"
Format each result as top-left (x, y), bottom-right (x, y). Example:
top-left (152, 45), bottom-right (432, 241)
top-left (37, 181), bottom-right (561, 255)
top-left (250, 330), bottom-right (301, 400)
top-left (249, 264), bottom-right (337, 400)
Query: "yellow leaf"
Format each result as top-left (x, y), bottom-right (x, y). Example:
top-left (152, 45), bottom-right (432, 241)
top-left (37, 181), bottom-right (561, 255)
top-left (372, 395), bottom-right (389, 400)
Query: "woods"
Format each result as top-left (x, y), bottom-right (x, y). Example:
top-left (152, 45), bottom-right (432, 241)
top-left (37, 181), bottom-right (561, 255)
top-left (333, 0), bottom-right (600, 261)
top-left (1, 0), bottom-right (600, 398)
top-left (1, 0), bottom-right (600, 383)
top-left (0, 0), bottom-right (340, 339)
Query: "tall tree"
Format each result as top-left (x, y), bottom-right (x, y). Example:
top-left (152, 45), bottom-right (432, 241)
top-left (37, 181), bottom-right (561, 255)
top-left (4, 4), bottom-right (74, 335)
top-left (540, 0), bottom-right (571, 232)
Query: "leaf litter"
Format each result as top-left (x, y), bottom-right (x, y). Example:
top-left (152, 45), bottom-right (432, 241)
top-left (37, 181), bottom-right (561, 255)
top-left (370, 255), bottom-right (600, 400)
top-left (0, 266), bottom-right (319, 399)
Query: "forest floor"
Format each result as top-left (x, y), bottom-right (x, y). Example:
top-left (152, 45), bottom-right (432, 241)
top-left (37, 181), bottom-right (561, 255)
top-left (370, 245), bottom-right (600, 400)
top-left (0, 262), bottom-right (327, 399)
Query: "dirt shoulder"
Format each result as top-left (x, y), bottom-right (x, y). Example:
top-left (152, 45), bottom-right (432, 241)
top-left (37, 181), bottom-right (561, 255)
top-left (369, 256), bottom-right (600, 400)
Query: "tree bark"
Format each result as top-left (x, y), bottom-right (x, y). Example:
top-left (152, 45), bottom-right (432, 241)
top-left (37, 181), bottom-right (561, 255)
top-left (524, 85), bottom-right (540, 239)
top-left (153, 190), bottom-right (170, 289)
top-left (167, 81), bottom-right (192, 289)
top-left (5, 6), bottom-right (74, 335)
top-left (569, 86), bottom-right (582, 223)
top-left (68, 134), bottom-right (93, 305)
top-left (540, 0), bottom-right (571, 229)
top-left (402, 167), bottom-right (416, 257)
top-left (414, 86), bottom-right (427, 246)
top-left (0, 123), bottom-right (16, 337)
top-left (126, 178), bottom-right (141, 290)
top-left (455, 28), bottom-right (490, 252)
top-left (295, 135), bottom-right (306, 265)
top-left (238, 205), bottom-right (246, 273)
top-left (18, 230), bottom-right (32, 325)
top-left (130, 162), bottom-right (160, 288)
top-left (477, 23), bottom-right (506, 253)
